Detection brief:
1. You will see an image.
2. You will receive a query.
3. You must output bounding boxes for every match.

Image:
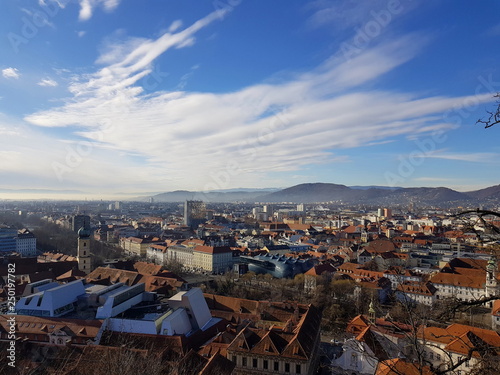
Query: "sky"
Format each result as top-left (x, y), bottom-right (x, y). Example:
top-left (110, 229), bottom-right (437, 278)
top-left (1, 0), bottom-right (500, 200)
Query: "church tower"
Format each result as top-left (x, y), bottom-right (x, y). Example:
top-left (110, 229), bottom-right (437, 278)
top-left (368, 300), bottom-right (376, 324)
top-left (485, 254), bottom-right (498, 303)
top-left (77, 227), bottom-right (91, 274)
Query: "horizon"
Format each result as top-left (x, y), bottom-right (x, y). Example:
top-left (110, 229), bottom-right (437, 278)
top-left (1, 1), bottom-right (500, 200)
top-left (0, 181), bottom-right (498, 201)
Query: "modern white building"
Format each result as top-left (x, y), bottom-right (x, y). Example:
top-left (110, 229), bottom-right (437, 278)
top-left (15, 279), bottom-right (86, 317)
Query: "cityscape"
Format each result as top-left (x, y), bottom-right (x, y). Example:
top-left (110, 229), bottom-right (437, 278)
top-left (1, 1), bottom-right (500, 374)
top-left (1, 194), bottom-right (500, 374)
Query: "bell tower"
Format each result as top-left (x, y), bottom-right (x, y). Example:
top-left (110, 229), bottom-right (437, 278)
top-left (77, 227), bottom-right (91, 274)
top-left (486, 254), bottom-right (498, 302)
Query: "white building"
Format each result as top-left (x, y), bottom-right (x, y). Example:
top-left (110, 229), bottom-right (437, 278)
top-left (16, 229), bottom-right (37, 257)
top-left (15, 280), bottom-right (86, 317)
top-left (167, 245), bottom-right (194, 268)
top-left (192, 245), bottom-right (234, 274)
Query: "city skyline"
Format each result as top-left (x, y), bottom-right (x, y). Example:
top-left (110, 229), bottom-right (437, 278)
top-left (1, 1), bottom-right (500, 200)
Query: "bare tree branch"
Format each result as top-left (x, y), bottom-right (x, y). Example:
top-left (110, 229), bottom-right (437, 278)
top-left (476, 93), bottom-right (500, 128)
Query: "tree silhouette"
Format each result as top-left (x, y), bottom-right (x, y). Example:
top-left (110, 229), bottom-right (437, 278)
top-left (477, 93), bottom-right (500, 128)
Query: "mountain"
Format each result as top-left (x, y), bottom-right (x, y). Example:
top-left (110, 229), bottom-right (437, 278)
top-left (381, 187), bottom-right (471, 204)
top-left (256, 183), bottom-right (473, 205)
top-left (256, 183), bottom-right (359, 203)
top-left (466, 184), bottom-right (500, 200)
top-left (349, 185), bottom-right (401, 190)
top-left (130, 183), bottom-right (500, 206)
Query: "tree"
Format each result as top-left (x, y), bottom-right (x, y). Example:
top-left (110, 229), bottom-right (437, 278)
top-left (477, 93), bottom-right (500, 128)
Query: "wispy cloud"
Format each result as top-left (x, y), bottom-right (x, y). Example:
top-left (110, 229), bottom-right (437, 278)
top-left (78, 0), bottom-right (122, 21)
top-left (2, 68), bottom-right (20, 79)
top-left (306, 0), bottom-right (418, 30)
top-left (38, 78), bottom-right (58, 87)
top-left (426, 150), bottom-right (500, 163)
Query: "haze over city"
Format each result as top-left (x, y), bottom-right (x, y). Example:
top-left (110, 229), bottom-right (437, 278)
top-left (1, 1), bottom-right (500, 200)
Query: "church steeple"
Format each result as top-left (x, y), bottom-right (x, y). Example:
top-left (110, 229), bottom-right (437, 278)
top-left (368, 300), bottom-right (376, 324)
top-left (77, 227), bottom-right (91, 274)
top-left (486, 254), bottom-right (498, 301)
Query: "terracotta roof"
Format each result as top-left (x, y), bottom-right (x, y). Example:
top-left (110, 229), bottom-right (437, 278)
top-left (376, 358), bottom-right (432, 375)
top-left (133, 261), bottom-right (163, 276)
top-left (430, 272), bottom-right (485, 289)
top-left (0, 315), bottom-right (102, 339)
top-left (365, 239), bottom-right (396, 253)
top-left (304, 263), bottom-right (336, 276)
top-left (419, 323), bottom-right (500, 357)
top-left (397, 281), bottom-right (437, 296)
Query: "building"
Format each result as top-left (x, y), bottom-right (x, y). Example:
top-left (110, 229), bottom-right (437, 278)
top-left (71, 215), bottom-right (90, 233)
top-left (193, 245), bottom-right (234, 274)
top-left (240, 253), bottom-right (315, 279)
top-left (119, 236), bottom-right (161, 257)
top-left (15, 279), bottom-right (87, 317)
top-left (0, 225), bottom-right (17, 253)
top-left (16, 228), bottom-right (37, 257)
top-left (0, 315), bottom-right (104, 346)
top-left (395, 281), bottom-right (437, 306)
top-left (203, 294), bottom-right (322, 375)
top-left (184, 200), bottom-right (206, 228)
top-left (418, 323), bottom-right (500, 373)
top-left (77, 227), bottom-right (92, 274)
top-left (166, 244), bottom-right (194, 268)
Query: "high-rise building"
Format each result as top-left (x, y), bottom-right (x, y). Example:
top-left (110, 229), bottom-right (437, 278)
top-left (0, 225), bottom-right (17, 253)
top-left (71, 215), bottom-right (90, 233)
top-left (184, 200), bottom-right (206, 228)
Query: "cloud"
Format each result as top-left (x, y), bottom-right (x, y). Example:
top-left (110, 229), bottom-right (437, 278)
top-left (425, 150), bottom-right (500, 163)
top-left (22, 11), bottom-right (498, 194)
top-left (78, 0), bottom-right (122, 21)
top-left (2, 68), bottom-right (20, 79)
top-left (306, 0), bottom-right (418, 30)
top-left (77, 30), bottom-right (86, 37)
top-left (168, 20), bottom-right (183, 33)
top-left (38, 78), bottom-right (58, 87)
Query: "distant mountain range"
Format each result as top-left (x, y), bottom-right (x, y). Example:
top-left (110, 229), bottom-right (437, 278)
top-left (139, 183), bottom-right (500, 206)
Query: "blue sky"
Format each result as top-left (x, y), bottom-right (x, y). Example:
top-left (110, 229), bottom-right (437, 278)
top-left (1, 0), bottom-right (500, 199)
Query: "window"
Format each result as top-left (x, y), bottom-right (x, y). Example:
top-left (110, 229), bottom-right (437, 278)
top-left (263, 360), bottom-right (268, 370)
top-left (242, 357), bottom-right (247, 367)
top-left (296, 364), bottom-right (301, 374)
top-left (232, 356), bottom-right (236, 363)
top-left (274, 361), bottom-right (279, 371)
top-left (253, 358), bottom-right (257, 368)
top-left (285, 363), bottom-right (290, 373)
